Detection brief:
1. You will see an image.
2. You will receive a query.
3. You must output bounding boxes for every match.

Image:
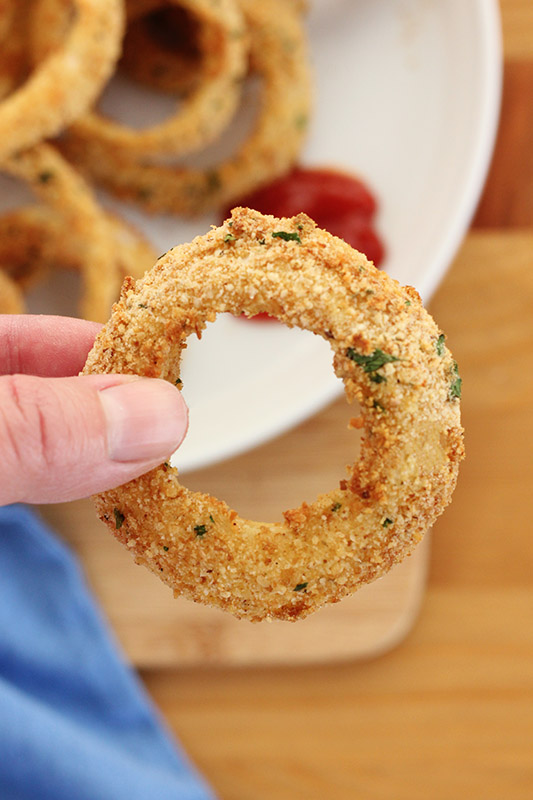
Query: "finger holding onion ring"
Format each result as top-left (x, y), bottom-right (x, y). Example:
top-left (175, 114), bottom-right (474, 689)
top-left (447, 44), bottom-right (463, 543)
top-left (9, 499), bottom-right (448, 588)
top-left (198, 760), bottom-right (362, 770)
top-left (83, 208), bottom-right (464, 622)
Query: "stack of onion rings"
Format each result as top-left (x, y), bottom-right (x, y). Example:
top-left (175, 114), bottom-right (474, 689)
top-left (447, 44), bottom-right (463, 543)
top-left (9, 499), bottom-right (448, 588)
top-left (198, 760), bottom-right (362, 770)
top-left (83, 208), bottom-right (464, 622)
top-left (31, 0), bottom-right (248, 158)
top-left (60, 0), bottom-right (312, 215)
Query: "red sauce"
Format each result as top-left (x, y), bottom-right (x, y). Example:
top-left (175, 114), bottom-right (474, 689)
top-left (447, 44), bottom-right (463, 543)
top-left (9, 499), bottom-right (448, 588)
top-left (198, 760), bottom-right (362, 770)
top-left (226, 166), bottom-right (385, 320)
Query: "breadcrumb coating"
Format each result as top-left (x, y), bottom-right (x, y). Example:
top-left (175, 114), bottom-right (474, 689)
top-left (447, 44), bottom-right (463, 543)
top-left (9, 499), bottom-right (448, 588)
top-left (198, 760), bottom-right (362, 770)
top-left (83, 208), bottom-right (464, 622)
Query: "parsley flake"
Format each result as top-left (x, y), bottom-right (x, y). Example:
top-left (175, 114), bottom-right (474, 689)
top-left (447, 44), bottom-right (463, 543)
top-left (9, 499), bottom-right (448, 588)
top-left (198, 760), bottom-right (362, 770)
top-left (436, 334), bottom-right (446, 356)
top-left (113, 508), bottom-right (125, 530)
top-left (224, 233), bottom-right (236, 243)
top-left (449, 361), bottom-right (462, 399)
top-left (294, 582), bottom-right (308, 592)
top-left (331, 502), bottom-right (342, 512)
top-left (346, 348), bottom-right (399, 380)
top-left (382, 518), bottom-right (394, 528)
top-left (272, 230), bottom-right (302, 244)
top-left (194, 524), bottom-right (207, 537)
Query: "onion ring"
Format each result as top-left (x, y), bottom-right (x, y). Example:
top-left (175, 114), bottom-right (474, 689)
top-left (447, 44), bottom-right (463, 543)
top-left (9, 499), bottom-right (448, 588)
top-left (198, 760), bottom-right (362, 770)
top-left (2, 144), bottom-right (121, 321)
top-left (83, 208), bottom-right (464, 622)
top-left (0, 205), bottom-right (156, 291)
top-left (0, 0), bottom-right (124, 162)
top-left (33, 0), bottom-right (248, 158)
top-left (59, 0), bottom-right (312, 215)
top-left (119, 2), bottom-right (220, 96)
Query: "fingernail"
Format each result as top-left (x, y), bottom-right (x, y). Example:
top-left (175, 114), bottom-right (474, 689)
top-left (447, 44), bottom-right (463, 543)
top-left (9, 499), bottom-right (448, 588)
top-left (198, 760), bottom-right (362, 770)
top-left (99, 379), bottom-right (188, 462)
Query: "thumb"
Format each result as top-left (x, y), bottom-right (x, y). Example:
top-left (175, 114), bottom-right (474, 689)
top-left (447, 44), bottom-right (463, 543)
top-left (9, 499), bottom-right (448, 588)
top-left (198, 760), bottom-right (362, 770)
top-left (0, 373), bottom-right (188, 505)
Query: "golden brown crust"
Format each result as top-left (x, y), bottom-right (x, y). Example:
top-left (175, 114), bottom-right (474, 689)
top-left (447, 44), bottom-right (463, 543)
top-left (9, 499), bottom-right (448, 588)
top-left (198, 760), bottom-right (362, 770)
top-left (0, 205), bottom-right (156, 291)
top-left (59, 0), bottom-right (312, 215)
top-left (84, 208), bottom-right (464, 622)
top-left (0, 0), bottom-right (124, 161)
top-left (2, 144), bottom-right (122, 321)
top-left (39, 0), bottom-right (248, 158)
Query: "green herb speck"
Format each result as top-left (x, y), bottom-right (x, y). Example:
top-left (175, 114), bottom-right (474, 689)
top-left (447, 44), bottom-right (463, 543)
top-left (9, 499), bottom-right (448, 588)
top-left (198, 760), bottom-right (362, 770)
top-left (347, 348), bottom-right (399, 385)
top-left (436, 334), bottom-right (446, 356)
top-left (346, 348), bottom-right (399, 373)
top-left (272, 230), bottom-right (301, 244)
top-left (383, 518), bottom-right (393, 528)
top-left (194, 524), bottom-right (207, 537)
top-left (113, 508), bottom-right (125, 530)
top-left (163, 545), bottom-right (169, 551)
top-left (449, 361), bottom-right (462, 399)
top-left (294, 582), bottom-right (308, 592)
top-left (224, 233), bottom-right (236, 243)
top-left (331, 502), bottom-right (342, 512)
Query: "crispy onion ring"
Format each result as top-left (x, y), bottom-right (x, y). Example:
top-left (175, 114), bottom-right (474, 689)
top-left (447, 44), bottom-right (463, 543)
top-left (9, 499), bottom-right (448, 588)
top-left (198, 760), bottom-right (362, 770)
top-left (83, 208), bottom-right (464, 622)
top-left (0, 0), bottom-right (124, 162)
top-left (119, 1), bottom-right (222, 96)
top-left (60, 0), bottom-right (312, 215)
top-left (2, 144), bottom-right (121, 321)
top-left (32, 0), bottom-right (248, 158)
top-left (0, 205), bottom-right (156, 290)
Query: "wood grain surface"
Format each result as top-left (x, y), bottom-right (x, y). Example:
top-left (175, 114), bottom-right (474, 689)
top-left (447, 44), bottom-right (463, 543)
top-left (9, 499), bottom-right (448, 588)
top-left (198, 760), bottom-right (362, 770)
top-left (43, 1), bottom-right (533, 797)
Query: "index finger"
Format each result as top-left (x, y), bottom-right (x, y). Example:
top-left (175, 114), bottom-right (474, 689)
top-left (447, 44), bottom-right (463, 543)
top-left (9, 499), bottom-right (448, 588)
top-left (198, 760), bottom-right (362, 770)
top-left (0, 315), bottom-right (102, 377)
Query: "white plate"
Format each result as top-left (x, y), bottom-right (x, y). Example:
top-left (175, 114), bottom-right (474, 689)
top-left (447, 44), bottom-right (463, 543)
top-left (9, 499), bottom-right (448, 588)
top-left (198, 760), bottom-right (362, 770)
top-left (2, 0), bottom-right (502, 473)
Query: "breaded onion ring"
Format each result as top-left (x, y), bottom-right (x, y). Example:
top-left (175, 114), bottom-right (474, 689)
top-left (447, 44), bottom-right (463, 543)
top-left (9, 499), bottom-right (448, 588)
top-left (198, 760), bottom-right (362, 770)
top-left (60, 0), bottom-right (312, 215)
top-left (0, 205), bottom-right (156, 291)
top-left (83, 208), bottom-right (464, 622)
top-left (119, 1), bottom-right (227, 96)
top-left (0, 0), bottom-right (124, 162)
top-left (2, 144), bottom-right (121, 321)
top-left (33, 0), bottom-right (247, 158)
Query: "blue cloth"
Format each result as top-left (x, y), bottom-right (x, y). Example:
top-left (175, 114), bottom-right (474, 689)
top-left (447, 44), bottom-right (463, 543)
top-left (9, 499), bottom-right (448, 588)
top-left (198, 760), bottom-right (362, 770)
top-left (0, 504), bottom-right (216, 800)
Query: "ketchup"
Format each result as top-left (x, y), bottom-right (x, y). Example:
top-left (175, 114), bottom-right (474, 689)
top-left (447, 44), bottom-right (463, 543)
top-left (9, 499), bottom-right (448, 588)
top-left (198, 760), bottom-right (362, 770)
top-left (225, 166), bottom-right (385, 320)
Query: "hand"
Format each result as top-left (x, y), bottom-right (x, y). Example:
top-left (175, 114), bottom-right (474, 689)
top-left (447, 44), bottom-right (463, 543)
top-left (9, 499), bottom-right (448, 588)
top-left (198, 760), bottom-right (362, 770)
top-left (0, 315), bottom-right (188, 505)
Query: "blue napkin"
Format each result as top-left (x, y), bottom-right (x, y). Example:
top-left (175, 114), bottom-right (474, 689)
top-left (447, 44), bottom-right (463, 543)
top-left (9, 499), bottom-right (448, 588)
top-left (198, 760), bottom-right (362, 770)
top-left (0, 504), bottom-right (216, 800)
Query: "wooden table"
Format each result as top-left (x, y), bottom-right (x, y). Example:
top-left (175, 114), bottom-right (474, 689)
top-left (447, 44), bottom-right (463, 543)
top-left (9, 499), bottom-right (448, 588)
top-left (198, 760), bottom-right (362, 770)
top-left (41, 2), bottom-right (533, 797)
